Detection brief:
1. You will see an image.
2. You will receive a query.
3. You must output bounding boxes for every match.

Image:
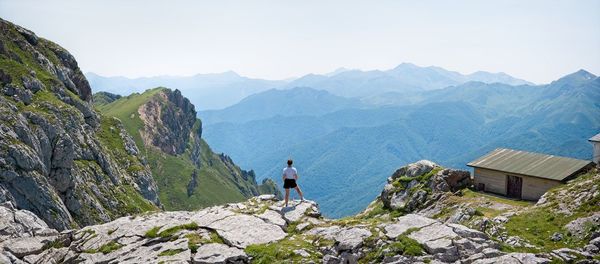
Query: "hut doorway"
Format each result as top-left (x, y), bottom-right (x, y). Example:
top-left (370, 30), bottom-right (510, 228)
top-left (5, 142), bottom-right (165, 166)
top-left (506, 175), bottom-right (522, 199)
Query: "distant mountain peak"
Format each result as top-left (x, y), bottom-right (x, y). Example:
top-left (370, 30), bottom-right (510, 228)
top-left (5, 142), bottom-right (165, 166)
top-left (393, 62), bottom-right (420, 70)
top-left (553, 69), bottom-right (597, 85)
top-left (325, 67), bottom-right (353, 76)
top-left (572, 69), bottom-right (596, 79)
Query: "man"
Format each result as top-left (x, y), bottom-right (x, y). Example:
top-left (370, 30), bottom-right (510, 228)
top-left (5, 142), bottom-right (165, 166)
top-left (282, 159), bottom-right (304, 207)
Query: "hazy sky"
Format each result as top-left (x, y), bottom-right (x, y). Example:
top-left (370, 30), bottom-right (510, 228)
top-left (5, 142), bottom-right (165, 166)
top-left (1, 0), bottom-right (599, 84)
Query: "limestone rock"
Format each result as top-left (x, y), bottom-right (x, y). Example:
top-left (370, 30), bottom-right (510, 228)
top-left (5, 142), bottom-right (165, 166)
top-left (257, 209), bottom-right (287, 227)
top-left (279, 200), bottom-right (321, 223)
top-left (193, 243), bottom-right (248, 264)
top-left (208, 214), bottom-right (287, 248)
top-left (384, 214), bottom-right (437, 239)
top-left (472, 253), bottom-right (550, 264)
top-left (565, 212), bottom-right (600, 238)
top-left (334, 228), bottom-right (371, 252)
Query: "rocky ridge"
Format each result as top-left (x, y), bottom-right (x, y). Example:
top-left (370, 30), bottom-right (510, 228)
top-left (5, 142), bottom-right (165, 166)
top-left (97, 88), bottom-right (281, 210)
top-left (0, 194), bottom-right (552, 264)
top-left (0, 18), bottom-right (160, 231)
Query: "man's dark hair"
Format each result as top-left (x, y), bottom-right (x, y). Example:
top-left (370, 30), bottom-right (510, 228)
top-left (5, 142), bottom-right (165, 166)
top-left (287, 159), bottom-right (293, 166)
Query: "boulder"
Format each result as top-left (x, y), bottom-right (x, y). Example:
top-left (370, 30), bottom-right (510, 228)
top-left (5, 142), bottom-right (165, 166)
top-left (1, 236), bottom-right (48, 258)
top-left (193, 243), bottom-right (247, 264)
top-left (391, 160), bottom-right (438, 179)
top-left (279, 200), bottom-right (321, 223)
top-left (334, 228), bottom-right (372, 252)
top-left (208, 214), bottom-right (286, 248)
top-left (565, 212), bottom-right (600, 238)
top-left (472, 253), bottom-right (550, 264)
top-left (306, 226), bottom-right (342, 240)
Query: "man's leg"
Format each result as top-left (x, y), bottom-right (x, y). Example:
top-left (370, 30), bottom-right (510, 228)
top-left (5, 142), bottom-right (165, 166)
top-left (285, 188), bottom-right (290, 207)
top-left (294, 186), bottom-right (304, 201)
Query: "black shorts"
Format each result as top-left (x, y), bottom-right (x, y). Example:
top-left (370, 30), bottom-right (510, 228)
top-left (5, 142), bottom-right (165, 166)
top-left (283, 179), bottom-right (297, 189)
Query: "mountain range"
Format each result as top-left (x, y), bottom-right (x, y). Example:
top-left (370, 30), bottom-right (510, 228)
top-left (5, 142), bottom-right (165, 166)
top-left (86, 63), bottom-right (533, 111)
top-left (201, 70), bottom-right (599, 218)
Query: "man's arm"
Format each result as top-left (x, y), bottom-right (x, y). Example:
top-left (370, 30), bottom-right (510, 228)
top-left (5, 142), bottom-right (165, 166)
top-left (294, 169), bottom-right (298, 180)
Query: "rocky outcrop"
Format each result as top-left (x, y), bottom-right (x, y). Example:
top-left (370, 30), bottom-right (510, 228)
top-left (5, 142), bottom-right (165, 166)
top-left (0, 196), bottom-right (555, 264)
top-left (138, 88), bottom-right (197, 155)
top-left (101, 87), bottom-right (282, 211)
top-left (380, 160), bottom-right (472, 212)
top-left (0, 197), bottom-right (320, 263)
top-left (0, 18), bottom-right (160, 230)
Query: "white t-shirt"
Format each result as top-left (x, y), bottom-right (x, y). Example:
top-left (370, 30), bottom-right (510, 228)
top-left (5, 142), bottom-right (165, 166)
top-left (283, 167), bottom-right (297, 179)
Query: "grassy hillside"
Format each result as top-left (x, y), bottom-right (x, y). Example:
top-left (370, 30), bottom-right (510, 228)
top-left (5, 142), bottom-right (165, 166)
top-left (97, 88), bottom-right (280, 211)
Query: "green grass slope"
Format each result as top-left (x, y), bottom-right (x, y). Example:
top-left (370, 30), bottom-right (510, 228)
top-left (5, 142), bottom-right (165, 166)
top-left (97, 88), bottom-right (280, 210)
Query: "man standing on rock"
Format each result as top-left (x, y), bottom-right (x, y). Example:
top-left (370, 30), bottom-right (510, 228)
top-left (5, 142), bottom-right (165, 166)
top-left (283, 159), bottom-right (304, 207)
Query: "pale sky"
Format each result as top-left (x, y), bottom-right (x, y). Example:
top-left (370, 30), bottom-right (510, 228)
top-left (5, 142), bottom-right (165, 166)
top-left (1, 0), bottom-right (599, 84)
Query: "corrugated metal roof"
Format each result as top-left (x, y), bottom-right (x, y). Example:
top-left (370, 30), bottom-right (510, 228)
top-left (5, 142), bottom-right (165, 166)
top-left (590, 133), bottom-right (600, 142)
top-left (467, 148), bottom-right (592, 181)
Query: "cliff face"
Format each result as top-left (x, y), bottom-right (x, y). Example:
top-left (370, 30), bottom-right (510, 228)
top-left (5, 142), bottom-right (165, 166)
top-left (97, 88), bottom-right (281, 211)
top-left (138, 89), bottom-right (197, 155)
top-left (0, 18), bottom-right (160, 231)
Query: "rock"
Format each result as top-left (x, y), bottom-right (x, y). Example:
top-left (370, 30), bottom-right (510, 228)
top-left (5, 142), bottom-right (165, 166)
top-left (138, 89), bottom-right (197, 155)
top-left (14, 23), bottom-right (38, 45)
top-left (339, 251), bottom-right (359, 264)
top-left (448, 207), bottom-right (478, 223)
top-left (334, 228), bottom-right (371, 252)
top-left (193, 243), bottom-right (247, 264)
top-left (296, 222), bottom-right (311, 231)
top-left (22, 247), bottom-right (69, 264)
top-left (0, 18), bottom-right (161, 232)
top-left (392, 160), bottom-right (438, 179)
top-left (583, 244), bottom-right (599, 254)
top-left (1, 236), bottom-right (47, 258)
top-left (384, 214), bottom-right (437, 239)
top-left (472, 253), bottom-right (550, 264)
top-left (307, 226), bottom-right (342, 240)
top-left (208, 214), bottom-right (286, 248)
top-left (294, 249), bottom-right (311, 258)
top-left (322, 254), bottom-right (340, 264)
top-left (257, 209), bottom-right (287, 227)
top-left (280, 200), bottom-right (321, 223)
top-left (431, 168), bottom-right (472, 192)
top-left (550, 232), bottom-right (563, 241)
top-left (552, 248), bottom-right (589, 262)
top-left (0, 203), bottom-right (56, 240)
top-left (21, 75), bottom-right (44, 92)
top-left (408, 223), bottom-right (458, 244)
top-left (447, 223), bottom-right (488, 239)
top-left (423, 237), bottom-right (456, 254)
top-left (257, 194), bottom-right (276, 201)
top-left (590, 237), bottom-right (600, 248)
top-left (565, 212), bottom-right (600, 238)
top-left (0, 251), bottom-right (26, 264)
top-left (481, 248), bottom-right (503, 258)
top-left (405, 189), bottom-right (428, 211)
